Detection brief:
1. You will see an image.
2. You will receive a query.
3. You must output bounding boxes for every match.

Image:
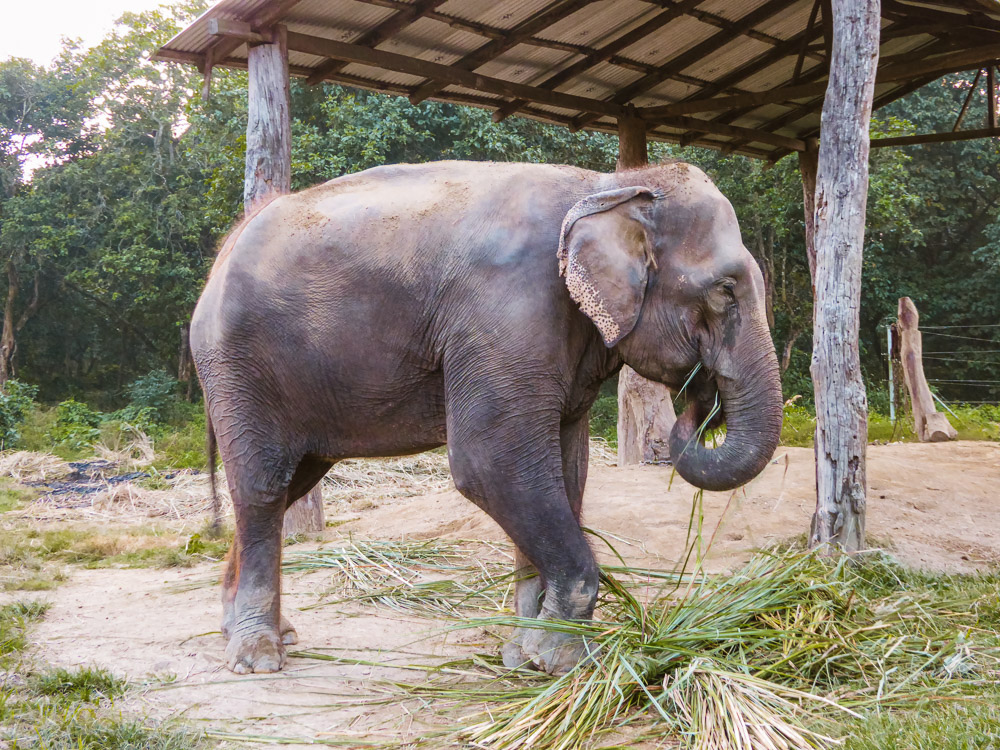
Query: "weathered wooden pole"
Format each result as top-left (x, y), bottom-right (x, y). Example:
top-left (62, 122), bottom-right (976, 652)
top-left (798, 137), bottom-right (819, 286)
top-left (615, 109), bottom-right (676, 465)
top-left (244, 26), bottom-right (324, 536)
top-left (897, 297), bottom-right (957, 442)
top-left (808, 0), bottom-right (880, 553)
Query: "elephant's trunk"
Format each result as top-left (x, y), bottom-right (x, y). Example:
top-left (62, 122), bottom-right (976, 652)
top-left (668, 325), bottom-right (783, 492)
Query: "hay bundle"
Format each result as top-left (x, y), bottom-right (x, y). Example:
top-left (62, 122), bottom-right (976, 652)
top-left (0, 451), bottom-right (72, 484)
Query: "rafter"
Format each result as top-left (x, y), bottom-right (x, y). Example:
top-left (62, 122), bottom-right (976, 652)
top-left (491, 0), bottom-right (707, 123)
top-left (407, 0), bottom-right (596, 105)
top-left (304, 0), bottom-right (449, 85)
top-left (571, 0), bottom-right (802, 131)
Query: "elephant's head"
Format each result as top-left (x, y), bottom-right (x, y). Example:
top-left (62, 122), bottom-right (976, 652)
top-left (558, 163), bottom-right (782, 491)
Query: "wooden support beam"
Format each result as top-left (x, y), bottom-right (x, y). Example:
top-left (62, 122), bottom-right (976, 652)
top-left (245, 27), bottom-right (291, 210)
top-left (305, 0), bottom-right (448, 85)
top-left (641, 39), bottom-right (1000, 122)
top-left (616, 109), bottom-right (647, 169)
top-left (284, 31), bottom-right (628, 119)
top-left (209, 17), bottom-right (267, 44)
top-left (809, 0), bottom-right (880, 555)
top-left (953, 69), bottom-right (983, 131)
top-left (640, 81), bottom-right (828, 118)
top-left (897, 297), bottom-right (958, 442)
top-left (408, 0), bottom-right (594, 105)
top-left (871, 126), bottom-right (1000, 147)
top-left (797, 138), bottom-right (819, 285)
top-left (990, 66), bottom-right (998, 129)
top-left (200, 0), bottom-right (307, 83)
top-left (644, 114), bottom-right (807, 151)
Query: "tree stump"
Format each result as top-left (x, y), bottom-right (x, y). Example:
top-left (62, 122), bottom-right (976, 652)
top-left (617, 367), bottom-right (675, 464)
top-left (897, 297), bottom-right (957, 442)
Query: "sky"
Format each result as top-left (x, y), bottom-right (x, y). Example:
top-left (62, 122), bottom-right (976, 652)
top-left (1, 0), bottom-right (175, 65)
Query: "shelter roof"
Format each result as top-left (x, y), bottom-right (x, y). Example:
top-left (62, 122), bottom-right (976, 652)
top-left (155, 0), bottom-right (1000, 159)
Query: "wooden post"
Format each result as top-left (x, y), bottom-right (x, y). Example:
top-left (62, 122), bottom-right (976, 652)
top-left (808, 0), bottom-right (880, 554)
top-left (897, 297), bottom-right (957, 442)
top-left (245, 26), bottom-right (291, 209)
top-left (798, 138), bottom-right (819, 286)
top-left (614, 110), bottom-right (677, 465)
top-left (244, 26), bottom-right (324, 536)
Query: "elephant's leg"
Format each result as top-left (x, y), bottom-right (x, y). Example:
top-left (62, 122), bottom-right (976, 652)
top-left (503, 416), bottom-right (591, 669)
top-left (219, 455), bottom-right (332, 648)
top-left (276, 456), bottom-right (334, 646)
top-left (447, 398), bottom-right (598, 675)
top-left (225, 486), bottom-right (287, 674)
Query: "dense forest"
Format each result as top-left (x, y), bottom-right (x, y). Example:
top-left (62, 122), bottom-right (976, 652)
top-left (1, 1), bottom-right (998, 433)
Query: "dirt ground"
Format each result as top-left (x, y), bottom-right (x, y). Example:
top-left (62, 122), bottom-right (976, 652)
top-left (20, 441), bottom-right (1000, 745)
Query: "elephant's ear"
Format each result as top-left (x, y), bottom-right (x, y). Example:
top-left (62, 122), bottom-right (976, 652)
top-left (558, 186), bottom-right (659, 347)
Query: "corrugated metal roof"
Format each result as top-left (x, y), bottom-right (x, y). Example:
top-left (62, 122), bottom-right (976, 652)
top-left (154, 0), bottom-right (1000, 159)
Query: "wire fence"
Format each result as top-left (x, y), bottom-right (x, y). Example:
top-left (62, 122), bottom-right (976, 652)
top-left (913, 323), bottom-right (999, 408)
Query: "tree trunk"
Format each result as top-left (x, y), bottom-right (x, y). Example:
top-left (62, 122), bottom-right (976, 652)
top-left (178, 322), bottom-right (193, 400)
top-left (245, 25), bottom-right (324, 536)
top-left (808, 0), bottom-right (880, 554)
top-left (897, 297), bottom-right (957, 442)
top-left (614, 109), bottom-right (677, 466)
top-left (0, 260), bottom-right (19, 385)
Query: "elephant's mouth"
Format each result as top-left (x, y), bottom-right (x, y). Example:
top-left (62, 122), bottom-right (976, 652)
top-left (672, 367), bottom-right (725, 440)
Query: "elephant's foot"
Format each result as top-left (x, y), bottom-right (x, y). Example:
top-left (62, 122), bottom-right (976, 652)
top-left (279, 615), bottom-right (298, 646)
top-left (507, 626), bottom-right (590, 676)
top-left (225, 630), bottom-right (286, 674)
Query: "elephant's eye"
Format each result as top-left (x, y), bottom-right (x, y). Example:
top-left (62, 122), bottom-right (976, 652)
top-left (717, 278), bottom-right (737, 303)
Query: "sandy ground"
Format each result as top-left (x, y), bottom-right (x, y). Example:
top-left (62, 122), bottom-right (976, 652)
top-left (21, 441), bottom-right (1000, 745)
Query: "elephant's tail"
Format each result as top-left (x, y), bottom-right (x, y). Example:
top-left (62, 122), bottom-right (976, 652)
top-left (206, 407), bottom-right (221, 534)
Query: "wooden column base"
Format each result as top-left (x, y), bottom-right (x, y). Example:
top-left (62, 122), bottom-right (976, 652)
top-left (283, 486), bottom-right (325, 537)
top-left (616, 366), bottom-right (676, 465)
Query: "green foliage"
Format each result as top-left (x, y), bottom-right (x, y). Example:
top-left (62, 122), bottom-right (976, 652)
top-left (0, 380), bottom-right (38, 448)
top-left (151, 409), bottom-right (206, 470)
top-left (589, 395), bottom-right (618, 447)
top-left (48, 399), bottom-right (102, 450)
top-left (122, 370), bottom-right (179, 423)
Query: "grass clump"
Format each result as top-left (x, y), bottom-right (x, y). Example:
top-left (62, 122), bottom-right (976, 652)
top-left (30, 666), bottom-right (127, 702)
top-left (0, 600), bottom-right (50, 660)
top-left (340, 549), bottom-right (1000, 750)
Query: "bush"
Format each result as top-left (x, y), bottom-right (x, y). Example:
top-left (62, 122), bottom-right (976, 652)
top-left (124, 369), bottom-right (180, 424)
top-left (48, 399), bottom-right (102, 450)
top-left (0, 380), bottom-right (38, 449)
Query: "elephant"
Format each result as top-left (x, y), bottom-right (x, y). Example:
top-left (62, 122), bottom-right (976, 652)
top-left (190, 159), bottom-right (783, 676)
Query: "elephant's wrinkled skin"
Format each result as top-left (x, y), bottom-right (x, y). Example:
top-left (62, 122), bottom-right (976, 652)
top-left (191, 160), bottom-right (783, 675)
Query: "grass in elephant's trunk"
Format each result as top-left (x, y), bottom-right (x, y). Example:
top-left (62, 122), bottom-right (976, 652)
top-left (282, 506), bottom-right (1000, 750)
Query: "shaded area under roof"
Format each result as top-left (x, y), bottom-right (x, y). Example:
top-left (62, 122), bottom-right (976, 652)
top-left (155, 0), bottom-right (1000, 159)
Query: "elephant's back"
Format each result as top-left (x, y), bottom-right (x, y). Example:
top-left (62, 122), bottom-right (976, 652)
top-left (192, 161), bottom-right (599, 352)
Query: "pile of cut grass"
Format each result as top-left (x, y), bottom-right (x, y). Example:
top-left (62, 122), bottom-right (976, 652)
top-left (285, 542), bottom-right (999, 750)
top-left (285, 539), bottom-right (513, 616)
